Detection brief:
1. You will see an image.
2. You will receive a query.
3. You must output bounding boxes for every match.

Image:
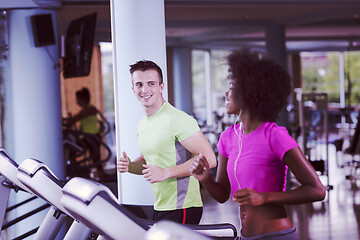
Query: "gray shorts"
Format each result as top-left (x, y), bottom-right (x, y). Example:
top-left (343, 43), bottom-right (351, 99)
top-left (239, 226), bottom-right (298, 240)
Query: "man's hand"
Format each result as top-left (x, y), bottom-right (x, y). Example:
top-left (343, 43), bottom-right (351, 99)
top-left (232, 188), bottom-right (266, 206)
top-left (142, 165), bottom-right (169, 183)
top-left (117, 151), bottom-right (130, 173)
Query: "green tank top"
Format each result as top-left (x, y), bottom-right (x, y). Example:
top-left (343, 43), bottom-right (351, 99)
top-left (80, 112), bottom-right (99, 134)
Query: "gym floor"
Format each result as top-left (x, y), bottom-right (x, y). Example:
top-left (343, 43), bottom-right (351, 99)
top-left (200, 144), bottom-right (360, 240)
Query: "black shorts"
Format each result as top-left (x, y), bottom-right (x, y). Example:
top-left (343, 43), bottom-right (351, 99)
top-left (153, 207), bottom-right (203, 224)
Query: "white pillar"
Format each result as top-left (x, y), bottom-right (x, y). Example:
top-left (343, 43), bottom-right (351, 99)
top-left (7, 9), bottom-right (63, 176)
top-left (110, 0), bottom-right (167, 204)
top-left (6, 8), bottom-right (63, 237)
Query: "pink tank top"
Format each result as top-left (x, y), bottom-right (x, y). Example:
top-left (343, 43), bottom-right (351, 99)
top-left (217, 122), bottom-right (298, 197)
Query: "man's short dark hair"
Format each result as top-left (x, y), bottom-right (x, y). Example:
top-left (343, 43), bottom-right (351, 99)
top-left (129, 60), bottom-right (163, 84)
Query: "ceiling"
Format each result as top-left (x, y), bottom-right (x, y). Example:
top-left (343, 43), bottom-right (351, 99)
top-left (60, 0), bottom-right (360, 53)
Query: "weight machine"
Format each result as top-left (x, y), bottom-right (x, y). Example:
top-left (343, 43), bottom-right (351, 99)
top-left (297, 92), bottom-right (333, 190)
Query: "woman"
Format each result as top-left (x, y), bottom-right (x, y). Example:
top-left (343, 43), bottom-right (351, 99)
top-left (190, 49), bottom-right (326, 239)
top-left (63, 87), bottom-right (107, 181)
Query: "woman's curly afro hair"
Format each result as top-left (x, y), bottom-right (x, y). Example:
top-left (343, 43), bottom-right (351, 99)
top-left (227, 48), bottom-right (292, 122)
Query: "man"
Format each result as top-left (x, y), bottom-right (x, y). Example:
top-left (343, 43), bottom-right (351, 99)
top-left (117, 60), bottom-right (216, 224)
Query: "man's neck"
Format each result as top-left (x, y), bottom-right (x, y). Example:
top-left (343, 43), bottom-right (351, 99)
top-left (144, 98), bottom-right (165, 117)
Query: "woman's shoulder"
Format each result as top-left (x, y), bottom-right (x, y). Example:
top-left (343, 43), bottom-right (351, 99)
top-left (86, 105), bottom-right (98, 115)
top-left (264, 122), bottom-right (297, 148)
top-left (262, 122), bottom-right (291, 139)
top-left (264, 121), bottom-right (287, 132)
top-left (220, 123), bottom-right (238, 137)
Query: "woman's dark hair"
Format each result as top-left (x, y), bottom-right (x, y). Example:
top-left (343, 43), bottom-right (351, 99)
top-left (129, 60), bottom-right (163, 84)
top-left (227, 48), bottom-right (292, 122)
top-left (76, 87), bottom-right (91, 104)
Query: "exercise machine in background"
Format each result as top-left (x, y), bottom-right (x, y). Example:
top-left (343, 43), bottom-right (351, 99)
top-left (297, 91), bottom-right (333, 191)
top-left (62, 111), bottom-right (114, 182)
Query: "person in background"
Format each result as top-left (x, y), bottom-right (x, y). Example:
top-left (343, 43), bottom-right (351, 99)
top-left (190, 49), bottom-right (326, 239)
top-left (63, 87), bottom-right (106, 181)
top-left (117, 60), bottom-right (217, 224)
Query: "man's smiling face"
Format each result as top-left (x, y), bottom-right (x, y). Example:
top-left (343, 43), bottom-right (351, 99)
top-left (132, 69), bottom-right (164, 115)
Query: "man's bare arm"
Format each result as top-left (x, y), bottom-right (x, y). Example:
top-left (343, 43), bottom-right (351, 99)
top-left (142, 131), bottom-right (217, 183)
